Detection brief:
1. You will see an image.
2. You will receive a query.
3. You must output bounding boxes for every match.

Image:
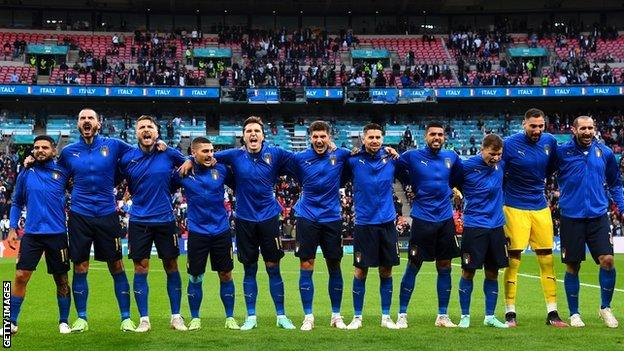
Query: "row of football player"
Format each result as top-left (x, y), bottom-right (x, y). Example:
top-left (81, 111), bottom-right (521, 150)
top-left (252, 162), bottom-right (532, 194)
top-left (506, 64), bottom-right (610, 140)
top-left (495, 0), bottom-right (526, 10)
top-left (6, 107), bottom-right (620, 334)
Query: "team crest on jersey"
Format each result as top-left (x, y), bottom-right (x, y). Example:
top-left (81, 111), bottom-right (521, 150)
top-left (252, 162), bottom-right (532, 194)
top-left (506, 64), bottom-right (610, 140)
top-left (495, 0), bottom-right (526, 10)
top-left (52, 171), bottom-right (60, 180)
top-left (544, 144), bottom-right (551, 156)
top-left (295, 243), bottom-right (300, 253)
top-left (382, 157), bottom-right (387, 164)
top-left (444, 158), bottom-right (452, 169)
top-left (409, 246), bottom-right (418, 258)
top-left (355, 251), bottom-right (362, 263)
top-left (211, 169), bottom-right (219, 180)
top-left (100, 146), bottom-right (109, 157)
top-left (561, 248), bottom-right (566, 259)
top-left (595, 147), bottom-right (602, 158)
top-left (263, 153), bottom-right (272, 165)
top-left (330, 155), bottom-right (337, 166)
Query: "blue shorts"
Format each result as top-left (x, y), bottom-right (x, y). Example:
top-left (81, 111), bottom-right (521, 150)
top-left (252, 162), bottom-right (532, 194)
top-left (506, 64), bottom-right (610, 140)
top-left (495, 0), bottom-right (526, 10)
top-left (17, 234), bottom-right (70, 274)
top-left (460, 226), bottom-right (509, 270)
top-left (295, 218), bottom-right (343, 260)
top-left (409, 217), bottom-right (460, 262)
top-left (187, 230), bottom-right (234, 275)
top-left (353, 221), bottom-right (400, 268)
top-left (68, 211), bottom-right (122, 263)
top-left (560, 215), bottom-right (613, 264)
top-left (128, 221), bottom-right (179, 261)
top-left (235, 216), bottom-right (284, 264)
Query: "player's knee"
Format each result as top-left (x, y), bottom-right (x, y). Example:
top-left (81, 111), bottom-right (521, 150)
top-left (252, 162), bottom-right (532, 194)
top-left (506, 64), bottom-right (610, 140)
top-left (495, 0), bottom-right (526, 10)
top-left (218, 271), bottom-right (232, 282)
top-left (535, 249), bottom-right (552, 256)
top-left (14, 270), bottom-right (31, 285)
top-left (378, 266), bottom-right (392, 278)
top-left (354, 267), bottom-right (368, 280)
top-left (326, 259), bottom-right (341, 272)
top-left (163, 258), bottom-right (178, 273)
top-left (107, 260), bottom-right (124, 274)
top-left (566, 262), bottom-right (581, 274)
top-left (435, 259), bottom-right (451, 271)
top-left (133, 260), bottom-right (149, 274)
top-left (265, 260), bottom-right (279, 269)
top-left (599, 255), bottom-right (615, 270)
top-left (408, 257), bottom-right (423, 270)
top-left (461, 269), bottom-right (476, 280)
top-left (508, 250), bottom-right (522, 260)
top-left (74, 261), bottom-right (89, 273)
top-left (300, 259), bottom-right (315, 271)
top-left (484, 269), bottom-right (498, 280)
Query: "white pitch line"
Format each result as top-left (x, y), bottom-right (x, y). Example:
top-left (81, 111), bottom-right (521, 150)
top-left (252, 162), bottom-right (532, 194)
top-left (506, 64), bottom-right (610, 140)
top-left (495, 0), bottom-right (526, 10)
top-left (447, 263), bottom-right (624, 293)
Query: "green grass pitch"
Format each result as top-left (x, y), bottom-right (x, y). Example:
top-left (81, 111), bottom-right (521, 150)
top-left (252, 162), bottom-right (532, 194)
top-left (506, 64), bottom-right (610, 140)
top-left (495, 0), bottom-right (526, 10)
top-left (2, 254), bottom-right (623, 350)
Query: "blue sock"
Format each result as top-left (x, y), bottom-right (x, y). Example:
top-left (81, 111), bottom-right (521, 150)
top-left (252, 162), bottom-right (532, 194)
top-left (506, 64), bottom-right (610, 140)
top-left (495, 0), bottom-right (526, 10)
top-left (72, 272), bottom-right (88, 320)
top-left (166, 271), bottom-right (182, 315)
top-left (57, 294), bottom-right (71, 324)
top-left (380, 276), bottom-right (393, 315)
top-left (352, 277), bottom-right (366, 316)
top-left (243, 264), bottom-right (258, 316)
top-left (599, 267), bottom-right (616, 309)
top-left (299, 269), bottom-right (314, 315)
top-left (399, 263), bottom-right (421, 313)
top-left (437, 267), bottom-right (452, 315)
top-left (328, 268), bottom-right (343, 314)
top-left (112, 272), bottom-right (131, 320)
top-left (9, 295), bottom-right (23, 324)
top-left (266, 265), bottom-right (285, 315)
top-left (483, 278), bottom-right (498, 316)
top-left (220, 280), bottom-right (235, 318)
top-left (133, 272), bottom-right (149, 317)
top-left (458, 277), bottom-right (473, 316)
top-left (187, 277), bottom-right (203, 319)
top-left (564, 272), bottom-right (580, 316)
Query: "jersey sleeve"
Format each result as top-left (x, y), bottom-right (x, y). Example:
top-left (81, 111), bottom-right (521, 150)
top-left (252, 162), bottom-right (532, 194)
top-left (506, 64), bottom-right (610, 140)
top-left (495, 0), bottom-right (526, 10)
top-left (605, 148), bottom-right (624, 211)
top-left (546, 137), bottom-right (558, 177)
top-left (214, 148), bottom-right (239, 165)
top-left (276, 147), bottom-right (295, 176)
top-left (9, 170), bottom-right (26, 229)
top-left (224, 166), bottom-right (236, 191)
top-left (449, 154), bottom-right (464, 189)
top-left (395, 151), bottom-right (411, 185)
top-left (167, 147), bottom-right (188, 168)
top-left (112, 137), bottom-right (134, 157)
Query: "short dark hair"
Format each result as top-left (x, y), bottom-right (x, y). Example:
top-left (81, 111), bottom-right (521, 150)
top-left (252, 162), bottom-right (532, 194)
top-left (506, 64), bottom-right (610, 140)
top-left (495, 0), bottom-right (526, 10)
top-left (243, 116), bottom-right (264, 130)
top-left (136, 115), bottom-right (158, 125)
top-left (524, 108), bottom-right (545, 120)
top-left (573, 115), bottom-right (593, 127)
top-left (309, 120), bottom-right (331, 134)
top-left (33, 135), bottom-right (56, 146)
top-left (425, 121), bottom-right (445, 133)
top-left (191, 136), bottom-right (212, 148)
top-left (363, 123), bottom-right (383, 134)
top-left (482, 133), bottom-right (503, 150)
top-left (78, 108), bottom-right (99, 121)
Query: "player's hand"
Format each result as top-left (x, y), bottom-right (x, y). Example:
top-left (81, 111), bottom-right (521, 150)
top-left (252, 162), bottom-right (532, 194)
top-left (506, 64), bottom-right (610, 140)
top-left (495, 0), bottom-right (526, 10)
top-left (384, 146), bottom-right (399, 159)
top-left (7, 228), bottom-right (18, 249)
top-left (206, 158), bottom-right (217, 167)
top-left (156, 140), bottom-right (168, 152)
top-left (328, 141), bottom-right (337, 152)
top-left (23, 155), bottom-right (35, 168)
top-left (178, 159), bottom-right (194, 176)
top-left (350, 147), bottom-right (360, 155)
